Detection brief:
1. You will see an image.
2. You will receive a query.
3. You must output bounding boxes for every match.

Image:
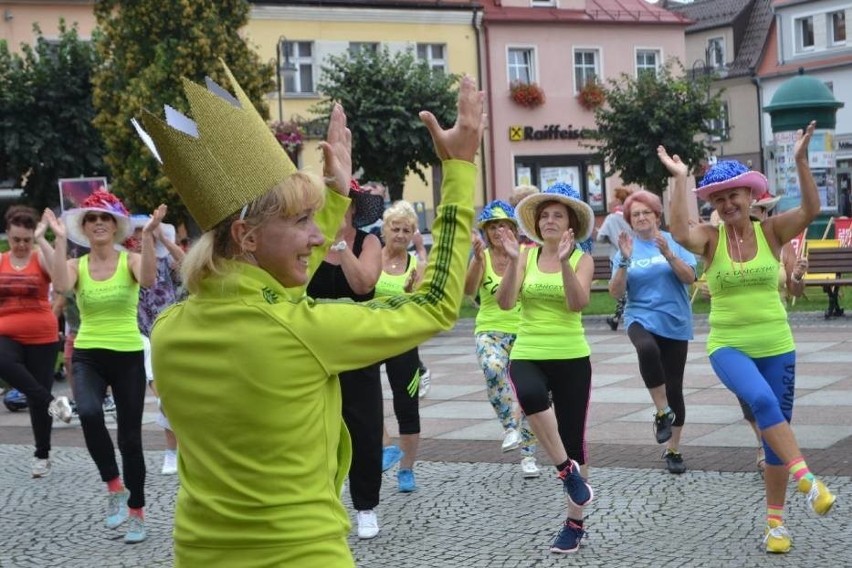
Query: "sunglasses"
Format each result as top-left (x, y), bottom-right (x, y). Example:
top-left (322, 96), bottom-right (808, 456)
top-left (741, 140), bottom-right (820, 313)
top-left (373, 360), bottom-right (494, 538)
top-left (83, 213), bottom-right (115, 224)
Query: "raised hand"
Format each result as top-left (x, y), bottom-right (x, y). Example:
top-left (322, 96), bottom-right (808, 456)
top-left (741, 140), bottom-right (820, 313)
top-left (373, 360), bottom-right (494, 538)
top-left (495, 226), bottom-right (519, 259)
top-left (617, 231), bottom-right (633, 259)
top-left (793, 120), bottom-right (816, 162)
top-left (42, 208), bottom-right (66, 240)
top-left (144, 204), bottom-right (167, 234)
top-left (471, 232), bottom-right (486, 261)
top-left (419, 74), bottom-right (486, 163)
top-left (654, 234), bottom-right (671, 259)
top-left (35, 217), bottom-right (48, 241)
top-left (557, 229), bottom-right (576, 262)
top-left (657, 146), bottom-right (688, 178)
top-left (319, 103), bottom-right (352, 195)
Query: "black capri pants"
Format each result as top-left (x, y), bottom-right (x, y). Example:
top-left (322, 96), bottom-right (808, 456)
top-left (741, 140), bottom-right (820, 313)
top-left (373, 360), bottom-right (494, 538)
top-left (383, 346), bottom-right (421, 435)
top-left (509, 357), bottom-right (592, 465)
top-left (627, 323), bottom-right (688, 428)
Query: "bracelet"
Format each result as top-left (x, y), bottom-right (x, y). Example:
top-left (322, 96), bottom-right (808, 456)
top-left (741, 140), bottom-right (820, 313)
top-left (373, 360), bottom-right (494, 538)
top-left (618, 257), bottom-right (631, 269)
top-left (330, 240), bottom-right (347, 252)
top-left (792, 273), bottom-right (804, 283)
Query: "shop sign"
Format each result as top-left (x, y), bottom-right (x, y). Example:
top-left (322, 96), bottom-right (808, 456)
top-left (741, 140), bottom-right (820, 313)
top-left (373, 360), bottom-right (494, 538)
top-left (509, 124), bottom-right (597, 142)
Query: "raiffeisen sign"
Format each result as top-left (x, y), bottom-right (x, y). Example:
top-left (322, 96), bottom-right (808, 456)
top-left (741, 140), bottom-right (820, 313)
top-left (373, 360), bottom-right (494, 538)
top-left (508, 124), bottom-right (597, 142)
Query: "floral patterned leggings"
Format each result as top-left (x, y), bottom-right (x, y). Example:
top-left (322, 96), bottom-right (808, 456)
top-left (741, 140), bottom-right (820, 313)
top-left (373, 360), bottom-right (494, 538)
top-left (475, 331), bottom-right (536, 456)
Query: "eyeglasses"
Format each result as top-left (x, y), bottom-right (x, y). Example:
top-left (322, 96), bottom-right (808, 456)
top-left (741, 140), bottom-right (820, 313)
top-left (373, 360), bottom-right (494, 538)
top-left (631, 210), bottom-right (655, 218)
top-left (83, 213), bottom-right (115, 224)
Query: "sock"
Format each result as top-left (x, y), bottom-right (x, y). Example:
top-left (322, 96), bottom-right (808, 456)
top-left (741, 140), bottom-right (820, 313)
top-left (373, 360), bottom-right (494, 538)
top-left (555, 459), bottom-right (571, 473)
top-left (767, 504), bottom-right (783, 526)
top-left (786, 457), bottom-right (814, 486)
top-left (129, 507), bottom-right (144, 520)
top-left (566, 517), bottom-right (584, 528)
top-left (107, 477), bottom-right (124, 493)
top-left (657, 405), bottom-right (672, 417)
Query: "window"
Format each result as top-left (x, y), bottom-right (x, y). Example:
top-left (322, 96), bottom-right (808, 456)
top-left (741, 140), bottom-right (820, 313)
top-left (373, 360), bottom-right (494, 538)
top-left (708, 102), bottom-right (729, 142)
top-left (349, 42), bottom-right (379, 56)
top-left (417, 43), bottom-right (447, 73)
top-left (574, 49), bottom-right (599, 91)
top-left (507, 47), bottom-right (535, 84)
top-left (282, 41), bottom-right (314, 94)
top-left (707, 37), bottom-right (725, 69)
top-left (795, 16), bottom-right (815, 50)
top-left (635, 49), bottom-right (659, 78)
top-left (830, 11), bottom-right (847, 45)
top-left (531, 0), bottom-right (555, 6)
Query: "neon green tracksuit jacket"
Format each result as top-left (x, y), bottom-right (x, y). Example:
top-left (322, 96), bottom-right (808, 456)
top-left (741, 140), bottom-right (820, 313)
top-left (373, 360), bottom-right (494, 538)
top-left (152, 160), bottom-right (475, 567)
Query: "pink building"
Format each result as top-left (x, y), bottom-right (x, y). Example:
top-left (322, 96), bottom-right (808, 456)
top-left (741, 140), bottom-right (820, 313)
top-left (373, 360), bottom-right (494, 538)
top-left (482, 0), bottom-right (690, 216)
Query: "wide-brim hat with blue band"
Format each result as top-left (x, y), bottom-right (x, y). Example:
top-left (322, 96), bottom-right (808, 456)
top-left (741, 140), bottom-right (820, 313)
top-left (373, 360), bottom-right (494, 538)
top-left (515, 182), bottom-right (594, 244)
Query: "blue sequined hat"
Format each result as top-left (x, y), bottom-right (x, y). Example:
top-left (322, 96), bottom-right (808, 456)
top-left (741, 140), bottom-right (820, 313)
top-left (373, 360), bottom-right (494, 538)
top-left (515, 182), bottom-right (594, 246)
top-left (696, 160), bottom-right (767, 201)
top-left (477, 200), bottom-right (517, 229)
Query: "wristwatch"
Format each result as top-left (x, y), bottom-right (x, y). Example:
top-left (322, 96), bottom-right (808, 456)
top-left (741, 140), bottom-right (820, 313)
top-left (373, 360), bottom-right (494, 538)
top-left (330, 240), bottom-right (347, 252)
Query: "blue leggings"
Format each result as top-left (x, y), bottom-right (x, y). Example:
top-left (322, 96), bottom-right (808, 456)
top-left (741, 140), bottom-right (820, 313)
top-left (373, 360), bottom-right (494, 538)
top-left (709, 348), bottom-right (795, 466)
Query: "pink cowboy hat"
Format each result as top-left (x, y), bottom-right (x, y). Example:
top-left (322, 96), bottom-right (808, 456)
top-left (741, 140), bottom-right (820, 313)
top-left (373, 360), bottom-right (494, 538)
top-left (695, 160), bottom-right (768, 201)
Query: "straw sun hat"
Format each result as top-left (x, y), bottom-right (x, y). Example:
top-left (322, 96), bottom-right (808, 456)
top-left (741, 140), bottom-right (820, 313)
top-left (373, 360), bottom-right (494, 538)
top-left (515, 182), bottom-right (594, 244)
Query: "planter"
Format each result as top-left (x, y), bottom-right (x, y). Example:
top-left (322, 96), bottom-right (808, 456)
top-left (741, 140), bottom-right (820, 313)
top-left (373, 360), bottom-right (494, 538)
top-left (510, 81), bottom-right (545, 109)
top-left (577, 82), bottom-right (605, 110)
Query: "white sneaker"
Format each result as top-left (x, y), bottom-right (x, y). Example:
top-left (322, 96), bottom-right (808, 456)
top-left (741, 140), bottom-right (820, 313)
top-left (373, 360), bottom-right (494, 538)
top-left (521, 456), bottom-right (541, 478)
top-left (418, 368), bottom-right (431, 398)
top-left (103, 395), bottom-right (116, 414)
top-left (357, 509), bottom-right (380, 539)
top-left (48, 396), bottom-right (73, 423)
top-left (32, 457), bottom-right (51, 478)
top-left (161, 450), bottom-right (178, 475)
top-left (501, 428), bottom-right (521, 452)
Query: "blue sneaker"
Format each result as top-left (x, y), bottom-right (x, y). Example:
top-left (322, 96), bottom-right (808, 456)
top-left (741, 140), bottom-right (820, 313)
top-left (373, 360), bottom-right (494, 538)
top-left (397, 469), bottom-right (417, 493)
top-left (123, 515), bottom-right (147, 544)
top-left (382, 445), bottom-right (404, 472)
top-left (105, 490), bottom-right (129, 529)
top-left (550, 519), bottom-right (585, 554)
top-left (558, 460), bottom-right (593, 507)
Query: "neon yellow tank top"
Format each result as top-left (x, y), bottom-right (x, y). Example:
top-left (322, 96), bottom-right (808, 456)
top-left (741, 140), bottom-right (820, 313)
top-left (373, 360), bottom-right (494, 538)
top-left (75, 252), bottom-right (143, 351)
top-left (706, 222), bottom-right (793, 356)
top-left (374, 254), bottom-right (417, 297)
top-left (510, 248), bottom-right (590, 360)
top-left (474, 249), bottom-right (520, 335)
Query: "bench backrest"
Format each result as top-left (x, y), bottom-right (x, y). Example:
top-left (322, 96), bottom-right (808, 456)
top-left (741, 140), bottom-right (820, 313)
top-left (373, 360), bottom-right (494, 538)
top-left (806, 247), bottom-right (852, 276)
top-left (592, 255), bottom-right (612, 281)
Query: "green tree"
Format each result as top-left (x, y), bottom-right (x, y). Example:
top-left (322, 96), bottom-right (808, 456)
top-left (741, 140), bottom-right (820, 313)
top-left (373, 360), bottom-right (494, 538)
top-left (590, 61), bottom-right (723, 195)
top-left (0, 21), bottom-right (106, 211)
top-left (314, 47), bottom-right (458, 202)
top-left (92, 0), bottom-right (274, 224)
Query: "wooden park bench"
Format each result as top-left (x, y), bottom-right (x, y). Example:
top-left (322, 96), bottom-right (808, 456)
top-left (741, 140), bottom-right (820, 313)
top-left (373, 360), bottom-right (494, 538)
top-left (804, 245), bottom-right (852, 318)
top-left (591, 255), bottom-right (613, 293)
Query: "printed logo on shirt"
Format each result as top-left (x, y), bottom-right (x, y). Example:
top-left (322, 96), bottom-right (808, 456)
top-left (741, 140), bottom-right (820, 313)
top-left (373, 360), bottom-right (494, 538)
top-left (262, 287), bottom-right (279, 304)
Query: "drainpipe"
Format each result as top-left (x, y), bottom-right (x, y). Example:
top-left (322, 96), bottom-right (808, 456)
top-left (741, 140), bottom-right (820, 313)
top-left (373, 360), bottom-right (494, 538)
top-left (472, 6), bottom-right (489, 205)
top-left (481, 14), bottom-right (497, 202)
top-left (752, 74), bottom-right (765, 173)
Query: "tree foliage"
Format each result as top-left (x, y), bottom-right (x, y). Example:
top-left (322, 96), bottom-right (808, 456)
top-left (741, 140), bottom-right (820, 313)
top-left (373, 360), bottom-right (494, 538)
top-left (590, 61), bottom-right (723, 195)
top-left (314, 47), bottom-right (458, 202)
top-left (0, 21), bottom-right (106, 211)
top-left (92, 0), bottom-right (274, 223)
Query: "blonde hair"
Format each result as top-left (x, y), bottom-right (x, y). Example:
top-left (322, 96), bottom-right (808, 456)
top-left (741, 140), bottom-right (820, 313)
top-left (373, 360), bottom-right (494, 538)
top-left (508, 184), bottom-right (539, 207)
top-left (381, 200), bottom-right (418, 240)
top-left (181, 172), bottom-right (324, 294)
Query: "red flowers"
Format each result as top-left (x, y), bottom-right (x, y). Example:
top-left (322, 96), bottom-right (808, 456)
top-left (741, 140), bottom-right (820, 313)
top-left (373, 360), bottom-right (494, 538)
top-left (577, 82), bottom-right (606, 111)
top-left (510, 81), bottom-right (545, 109)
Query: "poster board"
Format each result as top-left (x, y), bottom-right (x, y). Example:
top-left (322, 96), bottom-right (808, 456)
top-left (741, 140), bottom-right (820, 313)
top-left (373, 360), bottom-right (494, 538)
top-left (58, 177), bottom-right (109, 213)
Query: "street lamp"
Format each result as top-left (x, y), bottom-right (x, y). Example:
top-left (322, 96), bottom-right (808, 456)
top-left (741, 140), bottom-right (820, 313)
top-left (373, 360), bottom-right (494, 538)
top-left (276, 36), bottom-right (298, 122)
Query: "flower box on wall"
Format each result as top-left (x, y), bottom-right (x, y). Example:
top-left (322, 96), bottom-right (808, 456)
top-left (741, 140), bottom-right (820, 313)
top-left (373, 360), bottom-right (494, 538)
top-left (577, 82), bottom-right (605, 111)
top-left (510, 81), bottom-right (545, 109)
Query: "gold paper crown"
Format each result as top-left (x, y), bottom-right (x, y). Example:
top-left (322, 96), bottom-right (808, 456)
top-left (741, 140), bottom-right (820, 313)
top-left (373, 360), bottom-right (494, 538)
top-left (132, 60), bottom-right (297, 231)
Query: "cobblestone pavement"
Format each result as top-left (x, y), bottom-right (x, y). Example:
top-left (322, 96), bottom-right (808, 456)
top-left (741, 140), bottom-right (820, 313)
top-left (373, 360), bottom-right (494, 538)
top-left (0, 312), bottom-right (849, 567)
top-left (0, 445), bottom-right (848, 568)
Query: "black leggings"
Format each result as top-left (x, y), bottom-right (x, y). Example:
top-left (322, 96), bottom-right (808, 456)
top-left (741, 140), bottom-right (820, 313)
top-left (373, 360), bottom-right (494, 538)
top-left (340, 364), bottom-right (383, 511)
top-left (73, 348), bottom-right (147, 509)
top-left (509, 357), bottom-right (592, 465)
top-left (383, 347), bottom-right (421, 435)
top-left (627, 323), bottom-right (688, 427)
top-left (0, 337), bottom-right (59, 459)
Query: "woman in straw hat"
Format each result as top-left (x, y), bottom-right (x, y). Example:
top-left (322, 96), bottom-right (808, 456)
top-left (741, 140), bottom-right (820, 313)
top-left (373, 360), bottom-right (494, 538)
top-left (134, 65), bottom-right (484, 567)
top-left (494, 182), bottom-right (595, 554)
top-left (44, 190), bottom-right (165, 545)
top-left (608, 190), bottom-right (697, 474)
top-left (658, 120), bottom-right (835, 554)
top-left (464, 199), bottom-right (539, 478)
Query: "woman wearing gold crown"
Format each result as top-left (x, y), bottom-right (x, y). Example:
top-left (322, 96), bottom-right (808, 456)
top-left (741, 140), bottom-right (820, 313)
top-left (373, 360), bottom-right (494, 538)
top-left (133, 64), bottom-right (484, 567)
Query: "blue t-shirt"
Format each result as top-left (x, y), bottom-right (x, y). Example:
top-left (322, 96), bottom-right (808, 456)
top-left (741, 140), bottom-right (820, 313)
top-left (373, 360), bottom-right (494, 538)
top-left (613, 231), bottom-right (696, 340)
